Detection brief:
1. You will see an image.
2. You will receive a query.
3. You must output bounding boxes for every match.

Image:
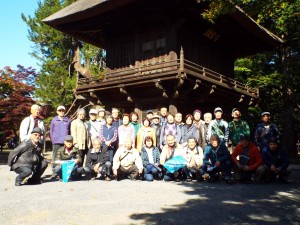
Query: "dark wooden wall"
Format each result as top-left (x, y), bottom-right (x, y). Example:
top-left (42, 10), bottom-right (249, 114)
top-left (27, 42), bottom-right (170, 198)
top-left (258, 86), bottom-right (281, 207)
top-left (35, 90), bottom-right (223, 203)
top-left (105, 13), bottom-right (235, 78)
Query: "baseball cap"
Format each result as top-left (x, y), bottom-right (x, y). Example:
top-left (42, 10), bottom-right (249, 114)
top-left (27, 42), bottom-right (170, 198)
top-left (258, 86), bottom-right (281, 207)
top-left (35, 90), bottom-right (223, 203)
top-left (214, 107), bottom-right (223, 113)
top-left (98, 108), bottom-right (105, 112)
top-left (89, 109), bottom-right (98, 114)
top-left (57, 106), bottom-right (66, 111)
top-left (232, 108), bottom-right (239, 114)
top-left (261, 112), bottom-right (270, 116)
top-left (64, 135), bottom-right (73, 141)
top-left (31, 127), bottom-right (43, 135)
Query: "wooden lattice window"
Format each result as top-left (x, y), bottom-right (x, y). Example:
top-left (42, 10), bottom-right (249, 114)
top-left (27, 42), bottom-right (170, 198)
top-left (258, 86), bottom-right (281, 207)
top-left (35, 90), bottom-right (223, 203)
top-left (142, 33), bottom-right (166, 59)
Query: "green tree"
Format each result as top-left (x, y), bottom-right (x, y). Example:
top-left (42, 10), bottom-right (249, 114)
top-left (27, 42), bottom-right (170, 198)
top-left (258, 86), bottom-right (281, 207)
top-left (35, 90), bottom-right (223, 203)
top-left (22, 0), bottom-right (105, 111)
top-left (200, 0), bottom-right (300, 157)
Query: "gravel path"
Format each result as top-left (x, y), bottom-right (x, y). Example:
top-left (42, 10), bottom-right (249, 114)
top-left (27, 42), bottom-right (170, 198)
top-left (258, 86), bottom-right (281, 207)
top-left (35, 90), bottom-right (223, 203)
top-left (1, 163), bottom-right (300, 225)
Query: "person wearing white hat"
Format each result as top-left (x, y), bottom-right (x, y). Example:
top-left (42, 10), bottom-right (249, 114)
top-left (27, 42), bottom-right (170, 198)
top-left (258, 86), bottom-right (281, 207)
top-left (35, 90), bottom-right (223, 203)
top-left (206, 107), bottom-right (229, 146)
top-left (49, 105), bottom-right (71, 178)
top-left (228, 108), bottom-right (250, 152)
top-left (97, 108), bottom-right (106, 126)
top-left (88, 108), bottom-right (101, 144)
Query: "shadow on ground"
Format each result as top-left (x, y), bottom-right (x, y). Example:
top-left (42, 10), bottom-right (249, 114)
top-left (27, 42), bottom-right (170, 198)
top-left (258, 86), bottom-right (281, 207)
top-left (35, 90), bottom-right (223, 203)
top-left (130, 177), bottom-right (300, 225)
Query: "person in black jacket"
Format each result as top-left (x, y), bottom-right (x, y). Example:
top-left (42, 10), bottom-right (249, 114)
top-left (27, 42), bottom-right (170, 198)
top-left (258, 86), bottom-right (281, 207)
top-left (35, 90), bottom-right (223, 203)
top-left (260, 138), bottom-right (291, 183)
top-left (254, 112), bottom-right (280, 150)
top-left (84, 139), bottom-right (112, 180)
top-left (7, 128), bottom-right (48, 186)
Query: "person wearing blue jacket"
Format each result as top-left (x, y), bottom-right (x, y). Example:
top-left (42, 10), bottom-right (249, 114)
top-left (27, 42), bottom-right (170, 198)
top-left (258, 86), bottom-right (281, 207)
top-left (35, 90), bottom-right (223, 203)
top-left (50, 105), bottom-right (71, 178)
top-left (141, 136), bottom-right (161, 181)
top-left (260, 138), bottom-right (291, 183)
top-left (200, 134), bottom-right (232, 181)
top-left (99, 114), bottom-right (118, 162)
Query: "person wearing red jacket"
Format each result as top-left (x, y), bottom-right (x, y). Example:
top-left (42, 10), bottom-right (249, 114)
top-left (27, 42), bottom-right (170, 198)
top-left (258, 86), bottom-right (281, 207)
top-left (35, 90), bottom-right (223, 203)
top-left (231, 134), bottom-right (264, 182)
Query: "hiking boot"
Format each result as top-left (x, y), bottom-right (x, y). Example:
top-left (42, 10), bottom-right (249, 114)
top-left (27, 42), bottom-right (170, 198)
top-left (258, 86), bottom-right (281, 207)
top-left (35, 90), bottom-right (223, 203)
top-left (27, 178), bottom-right (42, 185)
top-left (51, 175), bottom-right (58, 180)
top-left (15, 179), bottom-right (22, 186)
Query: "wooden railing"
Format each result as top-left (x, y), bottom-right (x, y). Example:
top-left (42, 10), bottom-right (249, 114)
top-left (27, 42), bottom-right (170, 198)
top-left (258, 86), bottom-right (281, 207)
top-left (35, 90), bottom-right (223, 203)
top-left (183, 59), bottom-right (259, 96)
top-left (77, 49), bottom-right (258, 97)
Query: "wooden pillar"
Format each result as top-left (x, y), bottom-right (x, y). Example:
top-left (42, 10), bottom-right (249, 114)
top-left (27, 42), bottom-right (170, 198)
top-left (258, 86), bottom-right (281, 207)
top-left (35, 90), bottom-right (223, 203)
top-left (179, 46), bottom-right (184, 72)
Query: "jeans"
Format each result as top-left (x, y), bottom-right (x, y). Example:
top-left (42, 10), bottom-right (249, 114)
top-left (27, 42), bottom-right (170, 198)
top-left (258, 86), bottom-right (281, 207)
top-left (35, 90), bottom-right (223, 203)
top-left (144, 165), bottom-right (161, 181)
top-left (163, 169), bottom-right (182, 181)
top-left (200, 160), bottom-right (232, 177)
top-left (55, 164), bottom-right (83, 180)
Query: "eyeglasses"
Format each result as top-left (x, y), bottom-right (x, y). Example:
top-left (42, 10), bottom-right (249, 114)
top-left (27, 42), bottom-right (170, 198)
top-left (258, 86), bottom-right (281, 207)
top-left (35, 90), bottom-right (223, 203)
top-left (32, 133), bottom-right (41, 137)
top-left (57, 110), bottom-right (65, 112)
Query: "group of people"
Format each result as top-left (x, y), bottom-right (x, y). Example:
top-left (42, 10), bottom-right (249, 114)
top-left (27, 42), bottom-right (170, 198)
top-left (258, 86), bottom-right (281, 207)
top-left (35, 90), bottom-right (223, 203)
top-left (7, 104), bottom-right (291, 186)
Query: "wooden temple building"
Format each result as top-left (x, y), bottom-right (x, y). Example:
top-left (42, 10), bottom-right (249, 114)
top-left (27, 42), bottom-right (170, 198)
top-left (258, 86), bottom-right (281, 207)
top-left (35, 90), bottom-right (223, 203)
top-left (43, 0), bottom-right (283, 116)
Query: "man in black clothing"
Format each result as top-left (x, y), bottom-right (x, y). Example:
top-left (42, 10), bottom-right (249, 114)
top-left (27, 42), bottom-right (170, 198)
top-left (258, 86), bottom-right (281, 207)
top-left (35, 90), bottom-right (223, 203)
top-left (7, 128), bottom-right (48, 186)
top-left (84, 139), bottom-right (112, 180)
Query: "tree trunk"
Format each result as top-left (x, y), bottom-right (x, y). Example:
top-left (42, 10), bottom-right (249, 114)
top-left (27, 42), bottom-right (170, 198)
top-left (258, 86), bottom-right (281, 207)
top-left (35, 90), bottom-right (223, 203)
top-left (281, 46), bottom-right (297, 159)
top-left (72, 41), bottom-right (91, 78)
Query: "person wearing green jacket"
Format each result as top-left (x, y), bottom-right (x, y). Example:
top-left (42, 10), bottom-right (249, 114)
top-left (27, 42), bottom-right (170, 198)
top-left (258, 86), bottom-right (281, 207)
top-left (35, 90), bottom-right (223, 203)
top-left (228, 108), bottom-right (250, 152)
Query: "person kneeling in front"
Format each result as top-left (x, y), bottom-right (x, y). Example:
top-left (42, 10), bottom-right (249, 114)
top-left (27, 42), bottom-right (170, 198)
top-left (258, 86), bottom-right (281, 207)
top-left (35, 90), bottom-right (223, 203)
top-left (260, 138), bottom-right (291, 183)
top-left (200, 134), bottom-right (232, 182)
top-left (84, 139), bottom-right (112, 181)
top-left (141, 136), bottom-right (162, 181)
top-left (160, 134), bottom-right (184, 181)
top-left (8, 128), bottom-right (48, 186)
top-left (231, 134), bottom-right (263, 183)
top-left (54, 135), bottom-right (83, 181)
top-left (112, 137), bottom-right (143, 181)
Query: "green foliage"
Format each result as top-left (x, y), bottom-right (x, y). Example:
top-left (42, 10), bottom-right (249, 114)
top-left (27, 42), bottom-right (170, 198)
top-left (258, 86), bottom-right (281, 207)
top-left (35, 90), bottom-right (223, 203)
top-left (22, 0), bottom-right (76, 109)
top-left (201, 0), bottom-right (300, 155)
top-left (22, 0), bottom-right (105, 111)
top-left (81, 43), bottom-right (106, 78)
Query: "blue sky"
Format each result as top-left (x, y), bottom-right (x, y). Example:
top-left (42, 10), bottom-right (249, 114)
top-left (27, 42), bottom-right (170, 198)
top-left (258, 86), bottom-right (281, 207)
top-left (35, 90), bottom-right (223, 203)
top-left (0, 1), bottom-right (39, 70)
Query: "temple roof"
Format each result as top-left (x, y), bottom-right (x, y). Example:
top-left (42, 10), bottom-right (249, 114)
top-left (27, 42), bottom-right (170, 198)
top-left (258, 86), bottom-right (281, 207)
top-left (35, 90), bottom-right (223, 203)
top-left (43, 0), bottom-right (283, 51)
